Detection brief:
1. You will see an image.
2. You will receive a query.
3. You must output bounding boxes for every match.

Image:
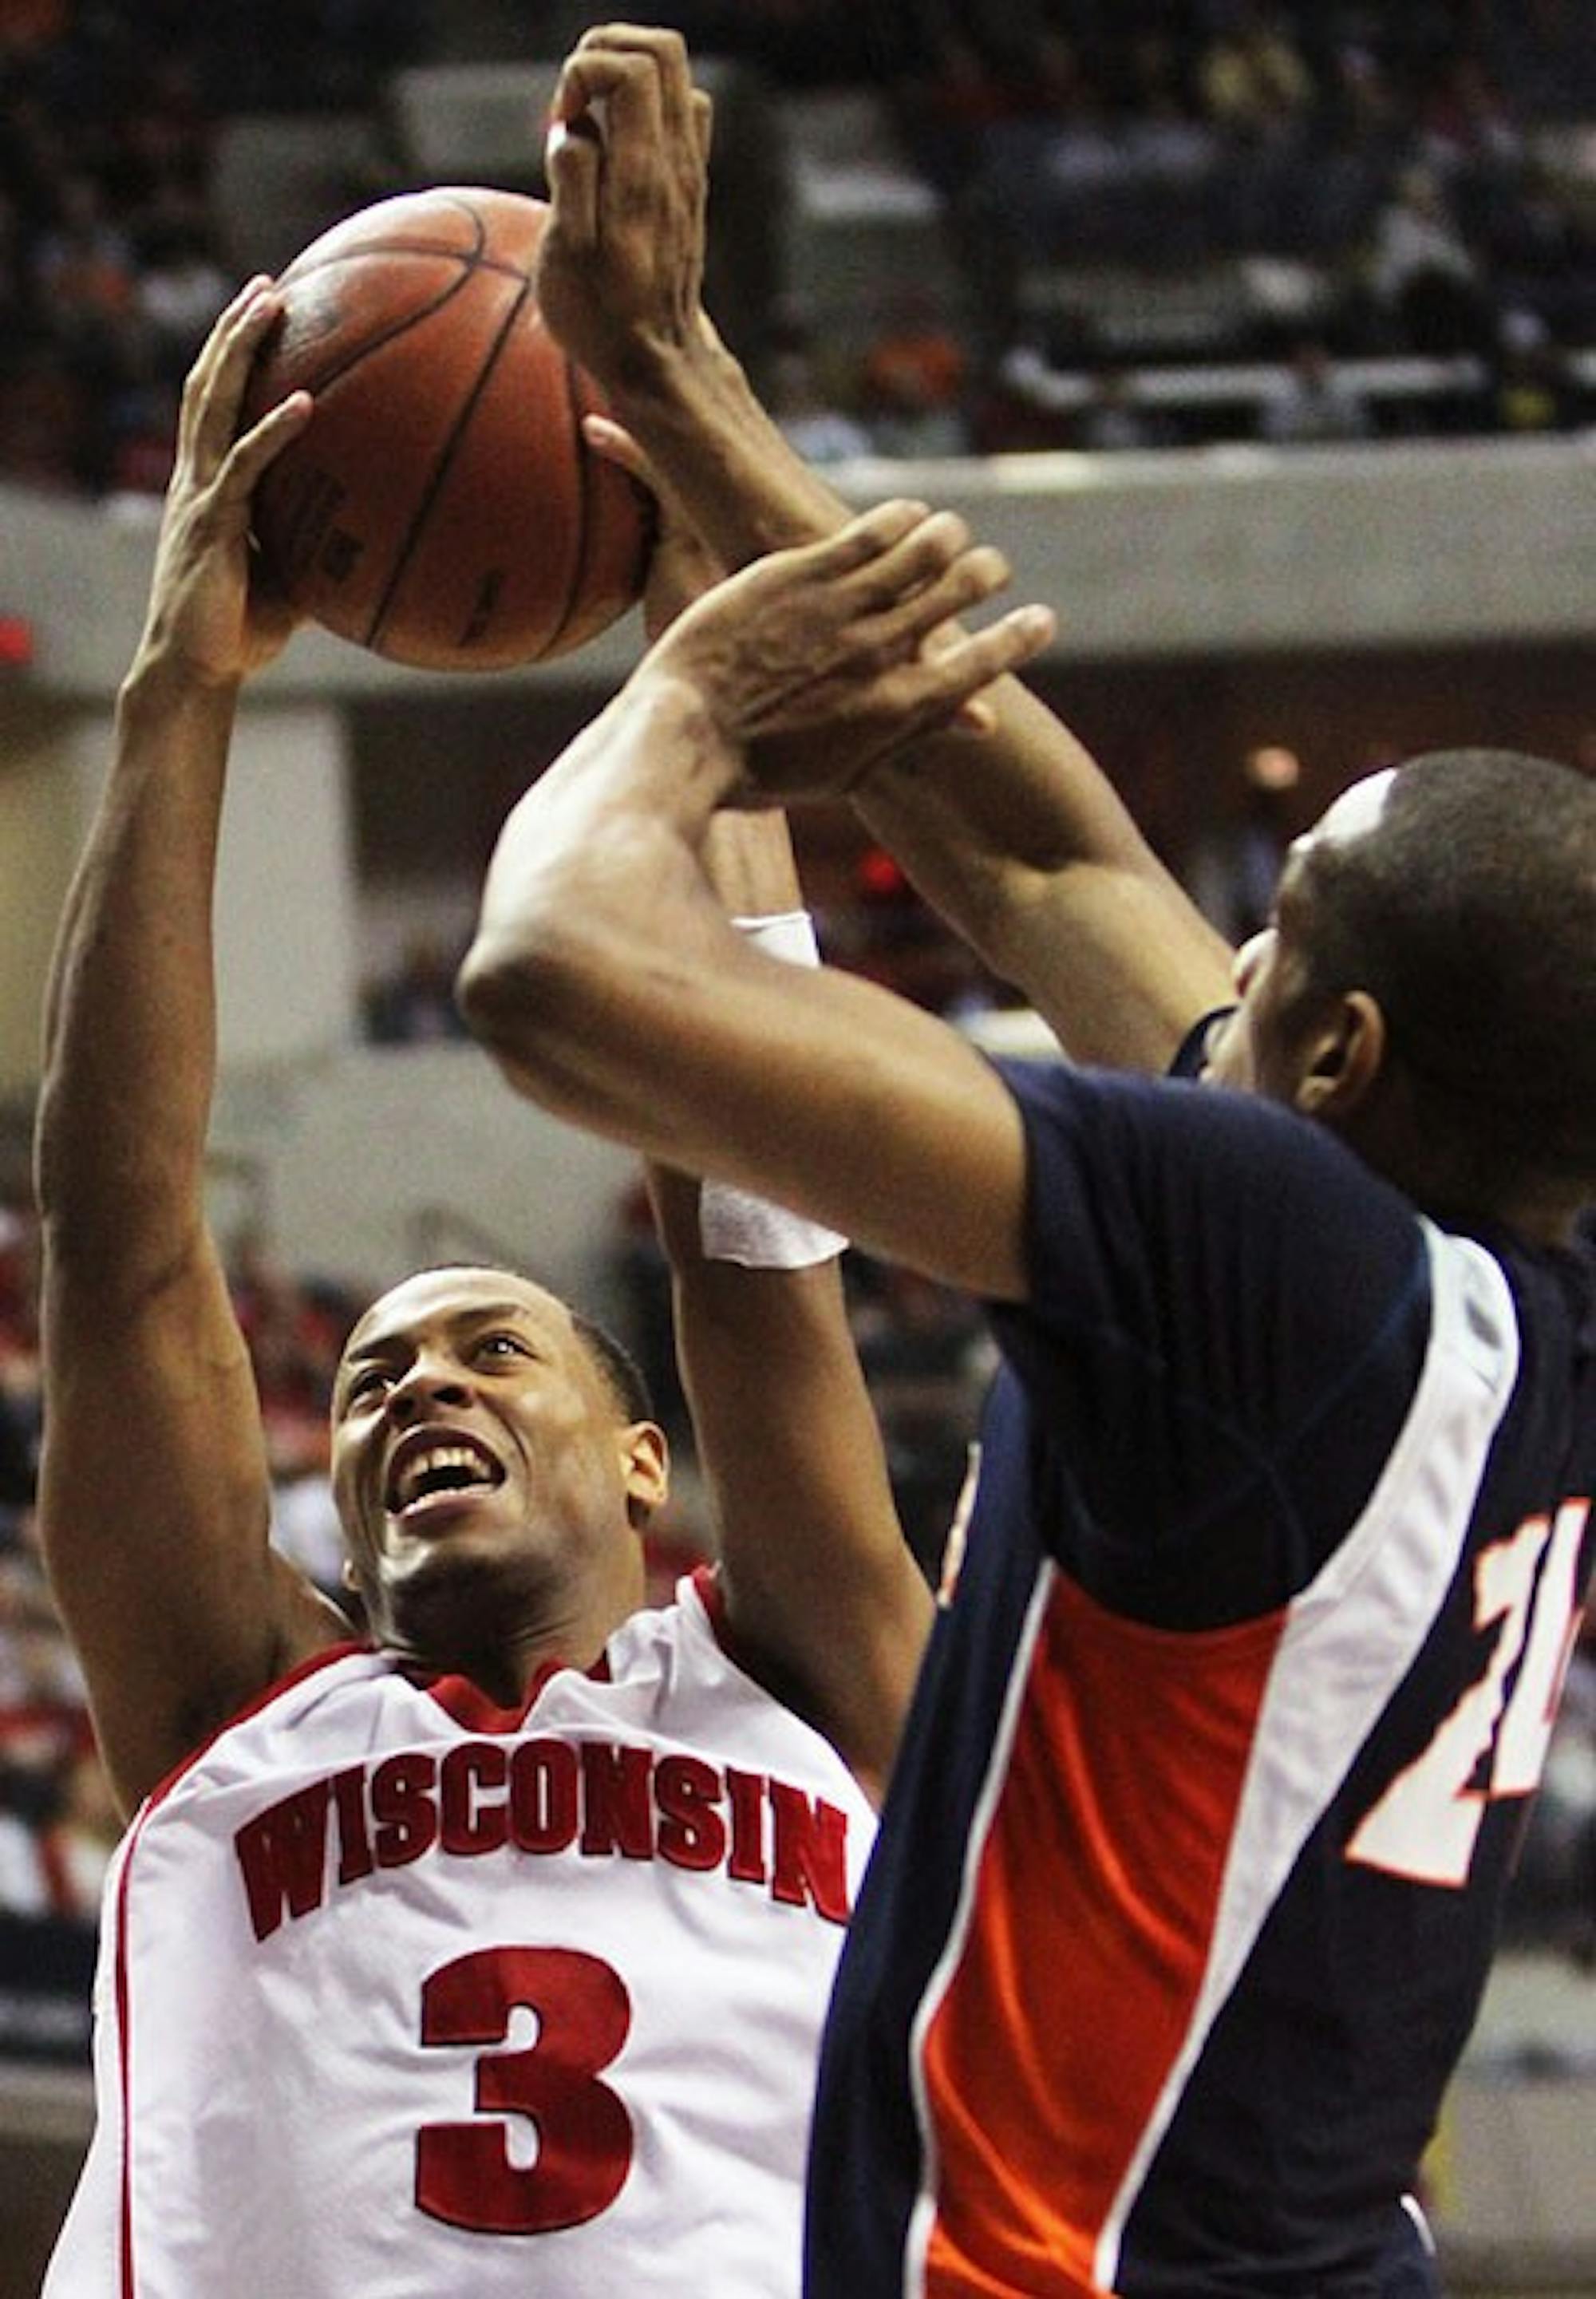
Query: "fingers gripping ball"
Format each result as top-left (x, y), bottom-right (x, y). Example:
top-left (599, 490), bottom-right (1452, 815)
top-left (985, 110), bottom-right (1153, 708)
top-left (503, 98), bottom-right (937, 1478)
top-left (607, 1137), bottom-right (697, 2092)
top-left (242, 188), bottom-right (654, 671)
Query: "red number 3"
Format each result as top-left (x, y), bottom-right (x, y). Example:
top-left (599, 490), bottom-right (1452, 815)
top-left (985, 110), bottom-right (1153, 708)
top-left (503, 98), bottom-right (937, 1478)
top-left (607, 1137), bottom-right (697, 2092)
top-left (416, 1945), bottom-right (634, 2234)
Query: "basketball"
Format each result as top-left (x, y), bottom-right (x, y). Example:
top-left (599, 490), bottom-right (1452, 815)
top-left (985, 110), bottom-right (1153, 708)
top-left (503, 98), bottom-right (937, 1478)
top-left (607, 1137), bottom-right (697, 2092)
top-left (241, 186), bottom-right (654, 671)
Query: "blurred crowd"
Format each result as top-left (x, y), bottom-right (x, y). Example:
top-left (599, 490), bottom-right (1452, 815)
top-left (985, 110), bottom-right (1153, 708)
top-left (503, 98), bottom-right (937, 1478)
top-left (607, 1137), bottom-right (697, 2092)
top-left (768, 0), bottom-right (1595, 454)
top-left (0, 0), bottom-right (426, 493)
top-left (2, 1), bottom-right (1591, 492)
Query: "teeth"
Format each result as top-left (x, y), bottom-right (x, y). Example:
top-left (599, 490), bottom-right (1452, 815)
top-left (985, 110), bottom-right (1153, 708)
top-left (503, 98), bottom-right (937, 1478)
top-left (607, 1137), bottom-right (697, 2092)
top-left (394, 1444), bottom-right (495, 1510)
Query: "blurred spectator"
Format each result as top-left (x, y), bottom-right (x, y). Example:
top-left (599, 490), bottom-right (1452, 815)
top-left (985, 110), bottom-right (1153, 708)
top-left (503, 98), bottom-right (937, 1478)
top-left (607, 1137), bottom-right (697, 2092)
top-left (0, 0), bottom-right (68, 50)
top-left (1071, 363), bottom-right (1177, 452)
top-left (363, 932), bottom-right (470, 1044)
top-left (1416, 47), bottom-right (1523, 184)
top-left (1273, 46), bottom-right (1406, 260)
top-left (1507, 1618), bottom-right (1596, 1960)
top-left (270, 1470), bottom-right (350, 1607)
top-left (49, 1741), bottom-right (120, 1915)
top-left (892, 10), bottom-right (1047, 199)
top-left (858, 290), bottom-right (970, 457)
top-left (824, 844), bottom-right (1001, 1019)
top-left (0, 343), bottom-right (92, 489)
top-left (1481, 0), bottom-right (1596, 123)
top-left (610, 1174), bottom-right (689, 1447)
top-left (0, 185), bottom-right (34, 333)
top-left (767, 340), bottom-right (875, 464)
top-left (31, 168), bottom-right (140, 367)
top-left (101, 367), bottom-right (179, 496)
top-left (1258, 334), bottom-right (1372, 444)
top-left (1487, 308), bottom-right (1586, 434)
top-left (0, 1206), bottom-right (40, 1515)
top-left (845, 1253), bottom-right (993, 1582)
top-left (0, 1544), bottom-right (94, 1920)
top-left (1471, 156), bottom-right (1596, 347)
top-left (228, 1232), bottom-right (358, 1483)
top-left (1185, 741), bottom-right (1305, 944)
top-left (1198, 2), bottom-right (1315, 143)
top-left (134, 202), bottom-right (231, 380)
top-left (1364, 162), bottom-right (1495, 354)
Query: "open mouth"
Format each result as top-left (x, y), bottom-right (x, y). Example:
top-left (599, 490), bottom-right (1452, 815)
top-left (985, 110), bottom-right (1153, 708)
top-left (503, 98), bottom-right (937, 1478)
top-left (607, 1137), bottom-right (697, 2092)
top-left (385, 1435), bottom-right (504, 1515)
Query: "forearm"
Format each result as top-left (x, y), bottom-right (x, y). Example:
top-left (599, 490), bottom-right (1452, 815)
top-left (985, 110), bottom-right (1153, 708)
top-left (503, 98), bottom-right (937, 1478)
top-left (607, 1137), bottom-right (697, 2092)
top-left (642, 824), bottom-right (926, 1791)
top-left (35, 662), bottom-right (237, 1286)
top-left (639, 812), bottom-right (808, 1269)
top-left (460, 677), bottom-right (744, 1144)
top-left (855, 681), bottom-right (1235, 1069)
top-left (614, 342), bottom-right (1230, 1067)
top-left (609, 323), bottom-right (851, 570)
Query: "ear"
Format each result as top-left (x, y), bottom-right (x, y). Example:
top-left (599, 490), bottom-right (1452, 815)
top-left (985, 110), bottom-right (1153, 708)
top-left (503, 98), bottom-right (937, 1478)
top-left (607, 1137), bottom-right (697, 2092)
top-left (621, 1420), bottom-right (670, 1527)
top-left (1293, 989), bottom-right (1388, 1123)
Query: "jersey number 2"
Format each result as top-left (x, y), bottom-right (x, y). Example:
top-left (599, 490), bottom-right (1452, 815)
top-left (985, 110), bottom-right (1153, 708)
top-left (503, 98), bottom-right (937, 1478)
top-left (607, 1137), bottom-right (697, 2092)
top-left (1348, 1499), bottom-right (1589, 1887)
top-left (416, 1945), bottom-right (634, 2234)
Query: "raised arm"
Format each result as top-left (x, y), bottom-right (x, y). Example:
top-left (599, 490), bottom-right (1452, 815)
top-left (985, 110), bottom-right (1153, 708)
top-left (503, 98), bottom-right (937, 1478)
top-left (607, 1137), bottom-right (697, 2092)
top-left (33, 283), bottom-right (342, 1815)
top-left (538, 24), bottom-right (1234, 1069)
top-left (460, 503), bottom-right (1049, 1317)
top-left (647, 813), bottom-right (930, 1800)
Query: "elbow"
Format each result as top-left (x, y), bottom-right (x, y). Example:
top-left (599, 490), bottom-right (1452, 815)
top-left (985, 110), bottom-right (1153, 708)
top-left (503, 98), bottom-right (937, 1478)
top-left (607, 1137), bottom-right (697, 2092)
top-left (456, 919), bottom-right (557, 1065)
top-left (455, 914), bottom-right (604, 1113)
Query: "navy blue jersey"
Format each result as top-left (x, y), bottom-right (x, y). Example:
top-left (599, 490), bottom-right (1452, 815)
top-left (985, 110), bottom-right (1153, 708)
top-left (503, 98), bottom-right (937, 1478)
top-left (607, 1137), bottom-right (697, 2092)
top-left (807, 1057), bottom-right (1595, 2298)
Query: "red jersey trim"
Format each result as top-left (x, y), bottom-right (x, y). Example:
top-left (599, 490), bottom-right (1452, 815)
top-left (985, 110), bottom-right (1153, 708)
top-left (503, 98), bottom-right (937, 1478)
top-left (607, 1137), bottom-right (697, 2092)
top-left (918, 1568), bottom-right (1288, 2293)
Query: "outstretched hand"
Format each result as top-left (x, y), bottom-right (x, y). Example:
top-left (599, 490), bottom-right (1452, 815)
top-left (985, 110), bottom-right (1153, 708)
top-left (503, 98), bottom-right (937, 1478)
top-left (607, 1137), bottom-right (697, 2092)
top-left (638, 501), bottom-right (1056, 801)
top-left (132, 277), bottom-right (312, 690)
top-left (539, 25), bottom-right (711, 393)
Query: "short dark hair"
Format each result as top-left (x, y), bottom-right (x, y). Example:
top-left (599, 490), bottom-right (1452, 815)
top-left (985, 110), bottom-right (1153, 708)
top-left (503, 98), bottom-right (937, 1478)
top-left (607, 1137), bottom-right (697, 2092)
top-left (1298, 749), bottom-right (1596, 1183)
top-left (570, 1308), bottom-right (656, 1426)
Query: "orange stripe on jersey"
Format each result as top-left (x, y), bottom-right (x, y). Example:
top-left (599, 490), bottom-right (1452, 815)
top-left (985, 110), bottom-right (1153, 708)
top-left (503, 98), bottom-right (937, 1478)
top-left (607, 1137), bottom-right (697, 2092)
top-left (919, 1570), bottom-right (1288, 2295)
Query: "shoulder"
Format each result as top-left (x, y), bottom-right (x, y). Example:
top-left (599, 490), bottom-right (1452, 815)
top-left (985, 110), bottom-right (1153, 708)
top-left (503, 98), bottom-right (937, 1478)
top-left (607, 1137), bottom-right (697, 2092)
top-left (605, 1570), bottom-right (879, 1803)
top-left (140, 1641), bottom-right (381, 1807)
top-left (997, 1053), bottom-right (1419, 1282)
top-left (987, 1062), bottom-right (1436, 1534)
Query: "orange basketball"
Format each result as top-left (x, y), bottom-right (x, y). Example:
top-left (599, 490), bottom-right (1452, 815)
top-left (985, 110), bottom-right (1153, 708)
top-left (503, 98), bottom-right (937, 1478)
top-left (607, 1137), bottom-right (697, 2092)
top-left (242, 186), bottom-right (654, 671)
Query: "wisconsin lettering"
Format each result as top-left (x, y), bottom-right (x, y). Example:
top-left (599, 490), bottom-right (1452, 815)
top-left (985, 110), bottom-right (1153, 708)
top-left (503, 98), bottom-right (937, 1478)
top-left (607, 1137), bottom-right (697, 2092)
top-left (235, 1737), bottom-right (854, 1940)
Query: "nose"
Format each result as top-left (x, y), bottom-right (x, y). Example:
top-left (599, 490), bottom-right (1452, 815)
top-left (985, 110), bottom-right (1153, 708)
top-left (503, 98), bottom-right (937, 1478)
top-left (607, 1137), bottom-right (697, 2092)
top-left (385, 1351), bottom-right (472, 1422)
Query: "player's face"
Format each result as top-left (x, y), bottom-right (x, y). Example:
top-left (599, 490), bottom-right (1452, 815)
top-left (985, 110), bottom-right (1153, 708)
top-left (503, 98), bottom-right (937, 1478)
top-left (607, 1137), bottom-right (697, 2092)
top-left (330, 1268), bottom-right (661, 1635)
top-left (1202, 770), bottom-right (1393, 1104)
top-left (1199, 914), bottom-right (1311, 1099)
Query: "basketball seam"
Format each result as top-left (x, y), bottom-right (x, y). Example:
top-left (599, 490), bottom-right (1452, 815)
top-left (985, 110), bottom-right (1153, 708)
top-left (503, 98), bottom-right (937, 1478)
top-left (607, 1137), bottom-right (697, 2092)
top-left (363, 275), bottom-right (538, 656)
top-left (286, 245), bottom-right (531, 294)
top-left (280, 194), bottom-right (505, 397)
top-left (286, 273), bottom-right (480, 399)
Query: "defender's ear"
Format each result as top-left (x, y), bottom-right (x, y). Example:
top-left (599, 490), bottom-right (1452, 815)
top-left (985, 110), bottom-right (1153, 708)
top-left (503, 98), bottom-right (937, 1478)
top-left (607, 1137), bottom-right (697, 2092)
top-left (1294, 989), bottom-right (1388, 1122)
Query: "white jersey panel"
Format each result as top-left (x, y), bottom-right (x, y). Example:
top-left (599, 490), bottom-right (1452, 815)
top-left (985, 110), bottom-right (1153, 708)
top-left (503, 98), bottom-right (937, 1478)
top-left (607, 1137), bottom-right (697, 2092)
top-left (45, 1577), bottom-right (875, 2297)
top-left (1094, 1226), bottom-right (1521, 2285)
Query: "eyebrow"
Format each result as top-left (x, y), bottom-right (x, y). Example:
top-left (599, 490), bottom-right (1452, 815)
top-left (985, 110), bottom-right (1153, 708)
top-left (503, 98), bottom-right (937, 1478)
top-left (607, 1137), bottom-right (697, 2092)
top-left (340, 1300), bottom-right (550, 1372)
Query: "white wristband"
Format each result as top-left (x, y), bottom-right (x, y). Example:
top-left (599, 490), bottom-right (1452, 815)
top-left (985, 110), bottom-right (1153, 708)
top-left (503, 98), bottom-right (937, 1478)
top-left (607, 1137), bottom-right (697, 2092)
top-left (729, 910), bottom-right (822, 964)
top-left (699, 911), bottom-right (850, 1268)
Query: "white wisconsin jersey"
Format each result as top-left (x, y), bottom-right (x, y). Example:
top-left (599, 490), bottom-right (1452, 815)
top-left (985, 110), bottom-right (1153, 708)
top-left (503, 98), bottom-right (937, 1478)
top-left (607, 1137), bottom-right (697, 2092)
top-left (46, 1574), bottom-right (876, 2297)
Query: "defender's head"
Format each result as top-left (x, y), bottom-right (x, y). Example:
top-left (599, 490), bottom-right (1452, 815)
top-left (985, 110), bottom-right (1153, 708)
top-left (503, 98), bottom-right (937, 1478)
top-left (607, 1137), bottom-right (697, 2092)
top-left (1203, 749), bottom-right (1596, 1234)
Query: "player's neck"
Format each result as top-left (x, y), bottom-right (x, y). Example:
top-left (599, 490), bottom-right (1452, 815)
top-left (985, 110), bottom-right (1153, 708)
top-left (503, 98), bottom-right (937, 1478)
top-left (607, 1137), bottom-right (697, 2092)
top-left (382, 1562), bottom-right (639, 1706)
